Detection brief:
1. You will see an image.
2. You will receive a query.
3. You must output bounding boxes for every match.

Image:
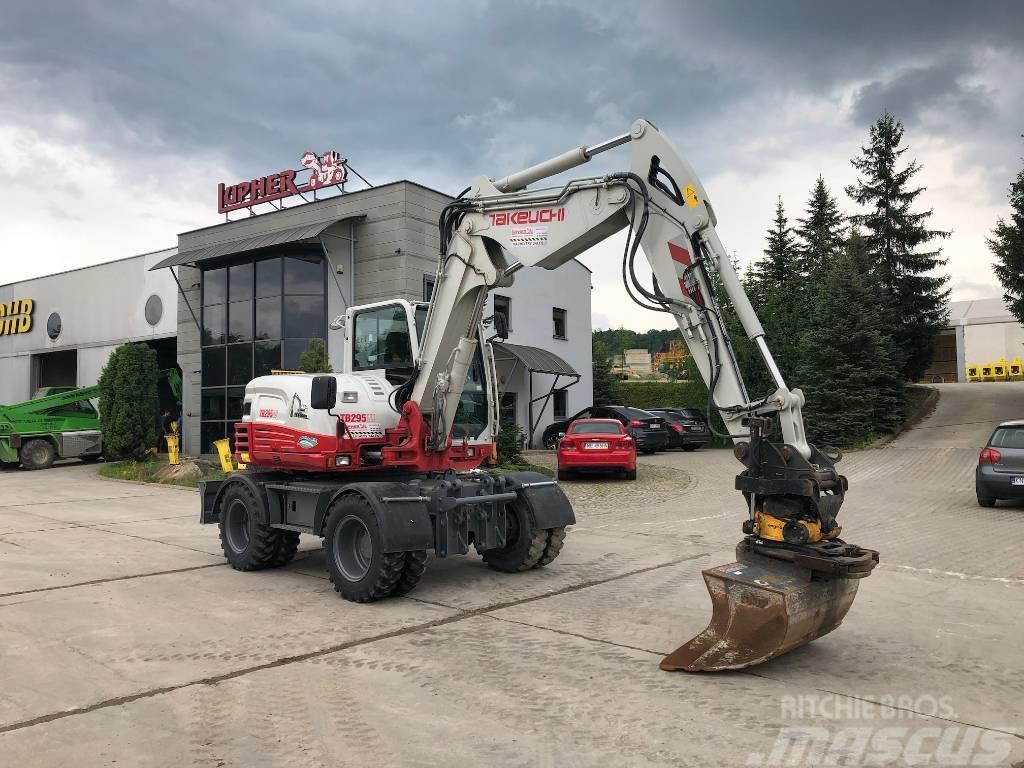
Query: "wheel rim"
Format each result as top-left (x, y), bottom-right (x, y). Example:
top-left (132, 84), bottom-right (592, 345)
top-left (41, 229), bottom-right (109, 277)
top-left (225, 499), bottom-right (251, 554)
top-left (334, 515), bottom-right (372, 582)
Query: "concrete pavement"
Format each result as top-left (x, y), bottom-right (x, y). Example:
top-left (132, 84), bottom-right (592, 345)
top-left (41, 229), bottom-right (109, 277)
top-left (1, 382), bottom-right (1022, 766)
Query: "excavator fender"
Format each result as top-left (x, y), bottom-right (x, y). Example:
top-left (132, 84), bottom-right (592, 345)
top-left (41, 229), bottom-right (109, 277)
top-left (502, 471), bottom-right (576, 529)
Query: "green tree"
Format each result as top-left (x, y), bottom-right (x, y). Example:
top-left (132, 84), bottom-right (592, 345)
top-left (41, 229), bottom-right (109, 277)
top-left (795, 176), bottom-right (846, 277)
top-left (796, 249), bottom-right (904, 447)
top-left (297, 339), bottom-right (333, 373)
top-left (745, 198), bottom-right (802, 395)
top-left (990, 137), bottom-right (1024, 323)
top-left (98, 343), bottom-right (160, 460)
top-left (749, 197), bottom-right (801, 295)
top-left (845, 112), bottom-right (950, 380)
top-left (591, 336), bottom-right (616, 405)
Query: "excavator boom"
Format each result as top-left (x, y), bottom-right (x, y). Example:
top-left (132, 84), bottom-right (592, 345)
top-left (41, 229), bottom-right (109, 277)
top-left (408, 119), bottom-right (878, 671)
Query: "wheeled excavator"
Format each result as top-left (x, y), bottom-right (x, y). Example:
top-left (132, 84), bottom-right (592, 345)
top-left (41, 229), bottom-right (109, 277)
top-left (199, 119), bottom-right (878, 671)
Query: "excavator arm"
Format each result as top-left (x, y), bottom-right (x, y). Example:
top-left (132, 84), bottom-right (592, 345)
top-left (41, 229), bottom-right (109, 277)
top-left (408, 119), bottom-right (878, 671)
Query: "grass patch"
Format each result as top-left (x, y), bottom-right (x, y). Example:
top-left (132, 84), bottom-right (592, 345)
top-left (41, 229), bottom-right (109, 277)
top-left (98, 456), bottom-right (226, 488)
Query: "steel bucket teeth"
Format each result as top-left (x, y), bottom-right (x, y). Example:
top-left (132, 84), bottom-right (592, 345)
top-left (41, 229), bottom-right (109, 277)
top-left (660, 554), bottom-right (860, 672)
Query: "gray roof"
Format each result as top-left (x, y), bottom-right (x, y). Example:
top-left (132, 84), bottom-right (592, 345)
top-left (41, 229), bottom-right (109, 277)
top-left (491, 341), bottom-right (579, 376)
top-left (150, 217), bottom-right (359, 270)
top-left (947, 298), bottom-right (1016, 327)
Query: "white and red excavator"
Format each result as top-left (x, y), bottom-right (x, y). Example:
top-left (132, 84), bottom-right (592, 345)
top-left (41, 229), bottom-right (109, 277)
top-left (199, 119), bottom-right (878, 672)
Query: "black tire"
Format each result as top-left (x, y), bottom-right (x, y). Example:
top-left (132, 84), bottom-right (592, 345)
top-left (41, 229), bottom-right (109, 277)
top-left (543, 432), bottom-right (559, 450)
top-left (977, 495), bottom-right (997, 508)
top-left (270, 530), bottom-right (301, 567)
top-left (80, 454), bottom-right (103, 463)
top-left (623, 468), bottom-right (637, 481)
top-left (534, 527), bottom-right (567, 568)
top-left (643, 448), bottom-right (656, 455)
top-left (324, 495), bottom-right (405, 602)
top-left (218, 483), bottom-right (282, 571)
top-left (682, 445), bottom-right (698, 452)
top-left (483, 500), bottom-right (552, 572)
top-left (20, 439), bottom-right (55, 470)
top-left (557, 468), bottom-right (573, 481)
top-left (393, 550), bottom-right (428, 596)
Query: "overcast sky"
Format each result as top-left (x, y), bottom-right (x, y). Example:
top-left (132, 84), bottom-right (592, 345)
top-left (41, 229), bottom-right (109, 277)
top-left (2, 1), bottom-right (1022, 330)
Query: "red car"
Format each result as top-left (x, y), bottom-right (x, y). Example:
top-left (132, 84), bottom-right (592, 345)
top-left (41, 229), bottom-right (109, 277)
top-left (557, 418), bottom-right (637, 481)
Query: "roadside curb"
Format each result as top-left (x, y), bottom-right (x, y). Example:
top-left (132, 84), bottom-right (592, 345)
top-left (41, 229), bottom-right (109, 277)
top-left (871, 385), bottom-right (940, 449)
top-left (91, 464), bottom-right (200, 493)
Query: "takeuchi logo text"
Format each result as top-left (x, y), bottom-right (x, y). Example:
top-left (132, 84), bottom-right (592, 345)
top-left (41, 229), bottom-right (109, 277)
top-left (488, 208), bottom-right (566, 226)
top-left (217, 150), bottom-right (348, 214)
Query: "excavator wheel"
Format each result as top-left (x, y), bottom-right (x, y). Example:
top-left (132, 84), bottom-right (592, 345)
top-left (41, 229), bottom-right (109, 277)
top-left (660, 540), bottom-right (877, 672)
top-left (483, 499), bottom-right (564, 572)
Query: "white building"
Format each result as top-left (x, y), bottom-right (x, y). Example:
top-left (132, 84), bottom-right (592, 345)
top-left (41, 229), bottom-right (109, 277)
top-left (925, 297), bottom-right (1024, 382)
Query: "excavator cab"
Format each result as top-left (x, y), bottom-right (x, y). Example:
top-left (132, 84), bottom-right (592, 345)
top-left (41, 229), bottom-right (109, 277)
top-left (340, 298), bottom-right (499, 452)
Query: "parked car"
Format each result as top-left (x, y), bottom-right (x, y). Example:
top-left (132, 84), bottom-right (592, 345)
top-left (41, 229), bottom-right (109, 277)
top-left (649, 407), bottom-right (710, 451)
top-left (976, 420), bottom-right (1024, 507)
top-left (542, 405), bottom-right (668, 453)
top-left (557, 419), bottom-right (636, 480)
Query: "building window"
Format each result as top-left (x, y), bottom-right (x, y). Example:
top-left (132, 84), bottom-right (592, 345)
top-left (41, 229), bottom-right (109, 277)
top-left (552, 307), bottom-right (567, 340)
top-left (553, 389), bottom-right (567, 421)
top-left (423, 273), bottom-right (435, 302)
top-left (494, 294), bottom-right (511, 331)
top-left (200, 249), bottom-right (325, 453)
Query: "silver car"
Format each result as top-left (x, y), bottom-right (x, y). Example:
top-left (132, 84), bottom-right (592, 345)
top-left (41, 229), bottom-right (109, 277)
top-left (975, 419), bottom-right (1024, 507)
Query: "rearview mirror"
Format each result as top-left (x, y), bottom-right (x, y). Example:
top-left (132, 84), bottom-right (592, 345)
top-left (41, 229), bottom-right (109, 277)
top-left (310, 375), bottom-right (337, 410)
top-left (558, 432), bottom-right (566, 439)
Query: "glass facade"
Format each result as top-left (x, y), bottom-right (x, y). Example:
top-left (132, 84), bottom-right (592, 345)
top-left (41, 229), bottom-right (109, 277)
top-left (200, 249), bottom-right (325, 452)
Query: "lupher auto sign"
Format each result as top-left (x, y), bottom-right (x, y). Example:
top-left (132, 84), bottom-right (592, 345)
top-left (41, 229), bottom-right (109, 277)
top-left (217, 150), bottom-right (348, 213)
top-left (0, 299), bottom-right (34, 335)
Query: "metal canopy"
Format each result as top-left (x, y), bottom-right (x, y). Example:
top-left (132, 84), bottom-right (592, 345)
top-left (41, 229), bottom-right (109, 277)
top-left (491, 342), bottom-right (578, 377)
top-left (149, 216), bottom-right (361, 271)
top-left (492, 342), bottom-right (580, 447)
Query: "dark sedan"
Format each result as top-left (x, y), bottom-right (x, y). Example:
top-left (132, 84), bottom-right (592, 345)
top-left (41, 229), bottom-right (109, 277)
top-left (649, 407), bottom-right (711, 451)
top-left (976, 420), bottom-right (1024, 507)
top-left (542, 405), bottom-right (668, 453)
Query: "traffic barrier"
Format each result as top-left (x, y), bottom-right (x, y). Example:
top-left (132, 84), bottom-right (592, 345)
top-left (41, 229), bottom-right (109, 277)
top-left (213, 438), bottom-right (235, 473)
top-left (966, 364), bottom-right (981, 382)
top-left (993, 358), bottom-right (1008, 380)
top-left (981, 364), bottom-right (995, 381)
top-left (1011, 358), bottom-right (1023, 380)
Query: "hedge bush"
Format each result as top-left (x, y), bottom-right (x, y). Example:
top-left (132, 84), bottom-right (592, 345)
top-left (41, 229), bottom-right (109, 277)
top-left (608, 380), bottom-right (709, 412)
top-left (98, 343), bottom-right (160, 460)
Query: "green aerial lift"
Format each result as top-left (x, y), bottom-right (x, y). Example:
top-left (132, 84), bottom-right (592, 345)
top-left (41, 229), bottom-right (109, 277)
top-left (0, 368), bottom-right (181, 470)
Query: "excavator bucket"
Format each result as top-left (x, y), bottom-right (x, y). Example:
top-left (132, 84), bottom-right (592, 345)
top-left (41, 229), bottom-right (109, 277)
top-left (661, 550), bottom-right (863, 672)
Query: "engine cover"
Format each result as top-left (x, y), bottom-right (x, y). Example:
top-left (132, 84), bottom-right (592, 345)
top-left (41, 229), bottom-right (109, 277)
top-left (240, 372), bottom-right (399, 470)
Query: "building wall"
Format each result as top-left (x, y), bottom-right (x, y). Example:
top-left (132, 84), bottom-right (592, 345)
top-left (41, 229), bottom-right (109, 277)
top-left (963, 322), bottom-right (1024, 368)
top-left (0, 249), bottom-right (178, 404)
top-left (489, 262), bottom-right (593, 446)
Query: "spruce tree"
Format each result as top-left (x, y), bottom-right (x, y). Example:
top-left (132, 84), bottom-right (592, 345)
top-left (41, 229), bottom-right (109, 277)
top-left (845, 112), bottom-right (950, 380)
top-left (98, 343), bottom-right (160, 460)
top-left (796, 249), bottom-right (904, 448)
top-left (591, 336), bottom-right (617, 405)
top-left (990, 138), bottom-right (1024, 324)
top-left (746, 198), bottom-right (801, 393)
top-left (795, 176), bottom-right (846, 277)
top-left (749, 197), bottom-right (800, 295)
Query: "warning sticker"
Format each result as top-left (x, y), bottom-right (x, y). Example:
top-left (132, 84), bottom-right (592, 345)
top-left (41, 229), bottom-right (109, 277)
top-left (347, 422), bottom-right (385, 439)
top-left (509, 225), bottom-right (548, 248)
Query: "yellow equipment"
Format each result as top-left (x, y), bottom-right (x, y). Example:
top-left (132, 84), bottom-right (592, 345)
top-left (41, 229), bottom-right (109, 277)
top-left (993, 358), bottom-right (1008, 380)
top-left (966, 364), bottom-right (981, 382)
top-left (1011, 358), bottom-right (1023, 379)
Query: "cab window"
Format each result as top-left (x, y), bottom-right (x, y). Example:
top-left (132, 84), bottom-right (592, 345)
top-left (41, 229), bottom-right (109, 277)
top-left (352, 305), bottom-right (414, 371)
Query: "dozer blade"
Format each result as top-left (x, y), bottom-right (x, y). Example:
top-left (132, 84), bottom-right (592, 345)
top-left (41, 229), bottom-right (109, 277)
top-left (661, 550), bottom-right (861, 672)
